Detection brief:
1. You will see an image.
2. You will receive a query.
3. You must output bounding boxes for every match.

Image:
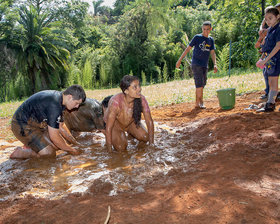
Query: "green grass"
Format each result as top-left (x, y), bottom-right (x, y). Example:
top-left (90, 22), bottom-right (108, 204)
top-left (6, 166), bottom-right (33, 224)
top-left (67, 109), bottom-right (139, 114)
top-left (0, 101), bottom-right (22, 118)
top-left (0, 69), bottom-right (265, 118)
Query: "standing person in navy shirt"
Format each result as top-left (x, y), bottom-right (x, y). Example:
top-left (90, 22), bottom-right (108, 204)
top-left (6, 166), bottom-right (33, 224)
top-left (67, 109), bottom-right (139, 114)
top-left (10, 85), bottom-right (86, 159)
top-left (176, 21), bottom-right (218, 109)
top-left (255, 4), bottom-right (280, 100)
top-left (257, 7), bottom-right (280, 112)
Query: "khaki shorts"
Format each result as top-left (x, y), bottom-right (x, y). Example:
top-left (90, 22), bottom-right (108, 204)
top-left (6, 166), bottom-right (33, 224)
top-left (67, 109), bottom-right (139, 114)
top-left (11, 117), bottom-right (53, 153)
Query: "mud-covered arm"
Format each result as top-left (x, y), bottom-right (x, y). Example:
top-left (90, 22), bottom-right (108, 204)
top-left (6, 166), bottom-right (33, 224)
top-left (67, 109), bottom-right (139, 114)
top-left (48, 126), bottom-right (80, 155)
top-left (143, 110), bottom-right (154, 145)
top-left (105, 103), bottom-right (118, 152)
top-left (59, 122), bottom-right (79, 145)
top-left (142, 97), bottom-right (154, 145)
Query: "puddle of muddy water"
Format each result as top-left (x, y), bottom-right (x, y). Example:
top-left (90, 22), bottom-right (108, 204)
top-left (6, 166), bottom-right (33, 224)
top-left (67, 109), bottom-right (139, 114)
top-left (0, 119), bottom-right (218, 201)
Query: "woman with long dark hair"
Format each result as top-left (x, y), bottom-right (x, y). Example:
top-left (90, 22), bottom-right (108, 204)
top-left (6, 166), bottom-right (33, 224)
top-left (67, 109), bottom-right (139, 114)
top-left (104, 75), bottom-right (154, 152)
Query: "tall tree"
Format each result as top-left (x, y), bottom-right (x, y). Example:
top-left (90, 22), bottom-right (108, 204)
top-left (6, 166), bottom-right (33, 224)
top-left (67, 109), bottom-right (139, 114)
top-left (3, 3), bottom-right (70, 93)
top-left (210, 0), bottom-right (261, 67)
top-left (92, 0), bottom-right (104, 16)
top-left (55, 0), bottom-right (89, 30)
top-left (0, 0), bottom-right (18, 101)
top-left (261, 0), bottom-right (265, 16)
top-left (112, 0), bottom-right (135, 16)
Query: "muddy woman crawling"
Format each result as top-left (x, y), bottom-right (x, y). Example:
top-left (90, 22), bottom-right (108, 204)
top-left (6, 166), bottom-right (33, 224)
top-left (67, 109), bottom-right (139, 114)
top-left (104, 75), bottom-right (154, 152)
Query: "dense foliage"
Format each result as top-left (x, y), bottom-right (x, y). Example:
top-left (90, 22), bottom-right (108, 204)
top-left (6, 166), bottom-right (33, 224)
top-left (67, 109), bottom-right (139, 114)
top-left (0, 0), bottom-right (274, 102)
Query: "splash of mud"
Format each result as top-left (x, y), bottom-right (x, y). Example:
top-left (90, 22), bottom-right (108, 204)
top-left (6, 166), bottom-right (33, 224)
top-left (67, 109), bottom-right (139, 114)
top-left (0, 119), bottom-right (218, 201)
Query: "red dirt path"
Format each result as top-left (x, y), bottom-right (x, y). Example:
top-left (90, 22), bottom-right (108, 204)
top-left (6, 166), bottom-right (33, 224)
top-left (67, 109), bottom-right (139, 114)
top-left (0, 91), bottom-right (280, 224)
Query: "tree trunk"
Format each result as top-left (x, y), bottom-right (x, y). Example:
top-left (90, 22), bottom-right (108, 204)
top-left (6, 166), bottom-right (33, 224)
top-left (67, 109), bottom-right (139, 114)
top-left (28, 66), bottom-right (36, 94)
top-left (261, 0), bottom-right (265, 17)
top-left (40, 69), bottom-right (51, 90)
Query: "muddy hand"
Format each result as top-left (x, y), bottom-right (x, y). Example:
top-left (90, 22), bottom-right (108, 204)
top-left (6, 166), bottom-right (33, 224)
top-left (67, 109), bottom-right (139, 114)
top-left (214, 66), bottom-right (218, 73)
top-left (106, 145), bottom-right (113, 153)
top-left (73, 141), bottom-right (88, 148)
top-left (147, 143), bottom-right (155, 150)
top-left (69, 148), bottom-right (82, 155)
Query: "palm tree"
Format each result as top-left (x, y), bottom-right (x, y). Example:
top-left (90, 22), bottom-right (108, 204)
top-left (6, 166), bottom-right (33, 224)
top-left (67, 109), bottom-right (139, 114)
top-left (92, 0), bottom-right (104, 16)
top-left (4, 3), bottom-right (70, 93)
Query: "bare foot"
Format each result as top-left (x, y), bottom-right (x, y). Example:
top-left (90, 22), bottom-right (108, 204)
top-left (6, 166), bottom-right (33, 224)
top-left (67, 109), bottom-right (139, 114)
top-left (10, 146), bottom-right (39, 159)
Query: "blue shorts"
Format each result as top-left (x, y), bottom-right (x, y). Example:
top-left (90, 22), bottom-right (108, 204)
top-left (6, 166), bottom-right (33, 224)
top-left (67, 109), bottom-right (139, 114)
top-left (264, 57), bottom-right (280, 77)
top-left (192, 64), bottom-right (208, 88)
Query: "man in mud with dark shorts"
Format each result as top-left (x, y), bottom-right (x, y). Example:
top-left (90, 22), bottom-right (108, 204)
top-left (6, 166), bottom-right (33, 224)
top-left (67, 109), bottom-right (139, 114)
top-left (10, 85), bottom-right (86, 159)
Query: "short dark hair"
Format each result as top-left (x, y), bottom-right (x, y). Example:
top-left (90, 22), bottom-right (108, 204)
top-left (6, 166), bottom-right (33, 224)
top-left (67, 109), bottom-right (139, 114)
top-left (203, 21), bottom-right (212, 28)
top-left (265, 7), bottom-right (279, 16)
top-left (63, 85), bottom-right (86, 103)
top-left (101, 95), bottom-right (113, 108)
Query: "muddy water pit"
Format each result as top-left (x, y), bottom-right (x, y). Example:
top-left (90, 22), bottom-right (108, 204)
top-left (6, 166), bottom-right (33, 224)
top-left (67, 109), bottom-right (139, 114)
top-left (0, 119), bottom-right (217, 201)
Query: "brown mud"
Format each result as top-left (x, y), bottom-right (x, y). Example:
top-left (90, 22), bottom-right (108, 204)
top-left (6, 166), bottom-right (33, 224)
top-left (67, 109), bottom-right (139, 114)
top-left (0, 91), bottom-right (280, 224)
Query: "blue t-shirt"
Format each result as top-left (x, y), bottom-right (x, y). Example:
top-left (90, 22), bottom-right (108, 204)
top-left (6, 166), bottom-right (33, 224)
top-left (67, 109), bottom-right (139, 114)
top-left (189, 34), bottom-right (215, 68)
top-left (14, 90), bottom-right (65, 129)
top-left (262, 23), bottom-right (280, 60)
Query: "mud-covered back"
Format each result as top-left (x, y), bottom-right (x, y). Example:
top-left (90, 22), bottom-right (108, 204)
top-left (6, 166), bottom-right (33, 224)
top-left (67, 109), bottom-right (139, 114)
top-left (63, 98), bottom-right (104, 132)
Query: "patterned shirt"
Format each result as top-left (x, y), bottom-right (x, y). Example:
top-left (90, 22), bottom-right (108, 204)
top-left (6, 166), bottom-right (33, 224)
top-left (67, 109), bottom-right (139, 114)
top-left (189, 34), bottom-right (215, 68)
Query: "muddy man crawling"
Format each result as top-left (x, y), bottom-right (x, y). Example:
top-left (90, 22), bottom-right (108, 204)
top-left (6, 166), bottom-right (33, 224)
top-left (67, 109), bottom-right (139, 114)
top-left (10, 86), bottom-right (106, 159)
top-left (10, 85), bottom-right (86, 159)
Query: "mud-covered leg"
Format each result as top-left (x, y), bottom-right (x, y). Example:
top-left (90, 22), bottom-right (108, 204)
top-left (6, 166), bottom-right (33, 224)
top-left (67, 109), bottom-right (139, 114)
top-left (196, 87), bottom-right (204, 108)
top-left (38, 145), bottom-right (57, 158)
top-left (127, 122), bottom-right (149, 143)
top-left (111, 126), bottom-right (128, 152)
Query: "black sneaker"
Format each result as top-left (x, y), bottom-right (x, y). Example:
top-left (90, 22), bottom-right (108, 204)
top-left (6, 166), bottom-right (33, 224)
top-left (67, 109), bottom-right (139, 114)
top-left (259, 94), bottom-right (268, 100)
top-left (256, 103), bottom-right (275, 112)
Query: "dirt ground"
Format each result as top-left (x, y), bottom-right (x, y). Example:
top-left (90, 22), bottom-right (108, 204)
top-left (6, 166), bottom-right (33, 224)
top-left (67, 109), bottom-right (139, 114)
top-left (0, 91), bottom-right (280, 224)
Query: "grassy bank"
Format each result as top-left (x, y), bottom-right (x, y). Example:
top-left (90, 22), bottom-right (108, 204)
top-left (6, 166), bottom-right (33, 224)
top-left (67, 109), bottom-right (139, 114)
top-left (0, 70), bottom-right (265, 118)
top-left (83, 70), bottom-right (265, 107)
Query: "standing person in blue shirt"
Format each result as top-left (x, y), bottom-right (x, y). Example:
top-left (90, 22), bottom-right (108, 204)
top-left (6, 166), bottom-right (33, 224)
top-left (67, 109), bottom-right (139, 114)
top-left (176, 21), bottom-right (218, 109)
top-left (255, 4), bottom-right (280, 100)
top-left (255, 7), bottom-right (270, 100)
top-left (257, 7), bottom-right (280, 112)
